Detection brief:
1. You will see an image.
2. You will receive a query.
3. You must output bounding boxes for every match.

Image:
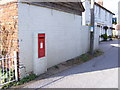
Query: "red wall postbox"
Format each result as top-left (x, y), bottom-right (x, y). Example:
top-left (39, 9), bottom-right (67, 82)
top-left (38, 34), bottom-right (45, 58)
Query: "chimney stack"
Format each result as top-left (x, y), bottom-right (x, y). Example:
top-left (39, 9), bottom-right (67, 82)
top-left (98, 0), bottom-right (103, 6)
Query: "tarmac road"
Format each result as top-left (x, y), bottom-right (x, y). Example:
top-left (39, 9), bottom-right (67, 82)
top-left (24, 40), bottom-right (119, 88)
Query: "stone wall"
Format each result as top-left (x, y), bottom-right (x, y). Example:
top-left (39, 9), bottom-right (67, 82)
top-left (0, 2), bottom-right (18, 56)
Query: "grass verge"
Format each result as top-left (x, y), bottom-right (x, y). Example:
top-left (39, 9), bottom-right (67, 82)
top-left (1, 74), bottom-right (37, 89)
top-left (64, 49), bottom-right (103, 66)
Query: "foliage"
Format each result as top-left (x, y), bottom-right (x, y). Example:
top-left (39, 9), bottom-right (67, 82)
top-left (2, 74), bottom-right (37, 89)
top-left (110, 27), bottom-right (115, 30)
top-left (101, 34), bottom-right (108, 41)
top-left (0, 68), bottom-right (15, 84)
top-left (1, 50), bottom-right (7, 55)
top-left (103, 26), bottom-right (108, 30)
top-left (108, 35), bottom-right (113, 41)
top-left (80, 54), bottom-right (89, 62)
top-left (16, 74), bottom-right (37, 85)
top-left (1, 50), bottom-right (104, 89)
top-left (54, 65), bottom-right (59, 69)
top-left (103, 26), bottom-right (108, 34)
top-left (80, 49), bottom-right (103, 62)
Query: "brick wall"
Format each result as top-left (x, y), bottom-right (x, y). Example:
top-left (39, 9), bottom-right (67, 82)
top-left (0, 2), bottom-right (18, 55)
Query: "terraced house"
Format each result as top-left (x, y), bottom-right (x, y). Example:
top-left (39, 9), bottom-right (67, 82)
top-left (116, 1), bottom-right (120, 38)
top-left (0, 0), bottom-right (97, 84)
top-left (82, 0), bottom-right (115, 44)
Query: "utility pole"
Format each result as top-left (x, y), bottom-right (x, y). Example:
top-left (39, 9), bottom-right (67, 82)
top-left (90, 0), bottom-right (95, 55)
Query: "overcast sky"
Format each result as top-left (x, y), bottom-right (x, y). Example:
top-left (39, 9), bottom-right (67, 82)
top-left (96, 0), bottom-right (119, 17)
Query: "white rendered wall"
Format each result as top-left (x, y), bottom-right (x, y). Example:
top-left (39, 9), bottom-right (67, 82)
top-left (18, 3), bottom-right (90, 76)
top-left (94, 26), bottom-right (100, 50)
top-left (118, 1), bottom-right (120, 24)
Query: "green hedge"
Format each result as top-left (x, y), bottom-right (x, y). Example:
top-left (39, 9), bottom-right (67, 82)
top-left (101, 34), bottom-right (108, 41)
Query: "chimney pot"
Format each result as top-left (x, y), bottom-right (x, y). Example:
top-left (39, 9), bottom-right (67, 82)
top-left (98, 0), bottom-right (103, 6)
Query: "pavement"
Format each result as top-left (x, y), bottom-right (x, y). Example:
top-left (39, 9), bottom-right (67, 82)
top-left (23, 40), bottom-right (119, 88)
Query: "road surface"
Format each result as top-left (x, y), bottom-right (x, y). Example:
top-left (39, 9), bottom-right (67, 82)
top-left (24, 40), bottom-right (119, 88)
